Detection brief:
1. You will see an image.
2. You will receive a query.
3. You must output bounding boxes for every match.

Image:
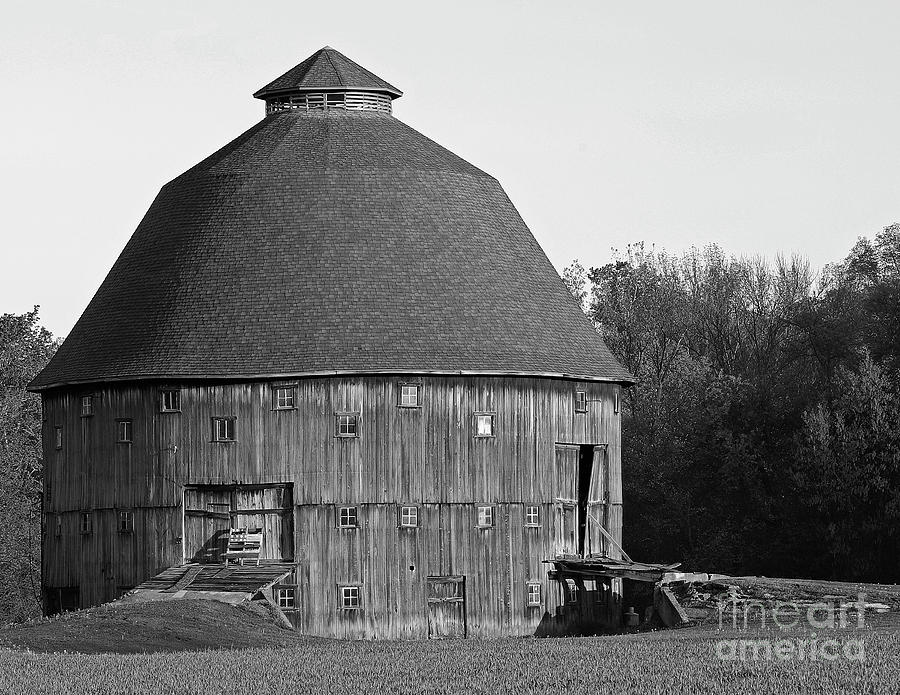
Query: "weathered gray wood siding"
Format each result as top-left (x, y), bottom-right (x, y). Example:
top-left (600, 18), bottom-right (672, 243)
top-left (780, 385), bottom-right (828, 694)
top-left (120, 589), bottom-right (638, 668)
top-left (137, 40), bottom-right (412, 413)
top-left (41, 375), bottom-right (623, 637)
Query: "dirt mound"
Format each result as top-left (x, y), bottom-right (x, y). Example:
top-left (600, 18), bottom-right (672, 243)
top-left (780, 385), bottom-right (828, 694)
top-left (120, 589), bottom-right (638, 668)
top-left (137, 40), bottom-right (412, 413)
top-left (0, 599), bottom-right (301, 653)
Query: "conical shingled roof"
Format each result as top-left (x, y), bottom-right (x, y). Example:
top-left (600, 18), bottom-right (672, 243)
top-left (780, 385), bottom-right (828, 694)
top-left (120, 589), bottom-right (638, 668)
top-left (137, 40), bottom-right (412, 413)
top-left (253, 46), bottom-right (402, 99)
top-left (30, 50), bottom-right (632, 390)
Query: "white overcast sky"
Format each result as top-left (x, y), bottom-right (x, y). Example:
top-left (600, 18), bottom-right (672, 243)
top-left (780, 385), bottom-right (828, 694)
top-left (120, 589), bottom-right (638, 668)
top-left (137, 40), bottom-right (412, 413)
top-left (2, 0), bottom-right (899, 339)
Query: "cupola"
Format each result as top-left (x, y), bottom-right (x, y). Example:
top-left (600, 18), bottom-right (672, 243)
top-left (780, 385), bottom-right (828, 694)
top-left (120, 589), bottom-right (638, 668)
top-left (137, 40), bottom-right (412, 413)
top-left (253, 46), bottom-right (402, 115)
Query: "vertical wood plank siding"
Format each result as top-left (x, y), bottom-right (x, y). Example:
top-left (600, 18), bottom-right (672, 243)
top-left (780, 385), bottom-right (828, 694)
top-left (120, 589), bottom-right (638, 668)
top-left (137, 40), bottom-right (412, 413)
top-left (42, 376), bottom-right (624, 637)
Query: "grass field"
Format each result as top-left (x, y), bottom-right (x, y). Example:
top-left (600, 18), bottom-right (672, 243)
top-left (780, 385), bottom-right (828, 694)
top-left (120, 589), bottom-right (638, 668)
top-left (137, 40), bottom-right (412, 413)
top-left (0, 620), bottom-right (896, 695)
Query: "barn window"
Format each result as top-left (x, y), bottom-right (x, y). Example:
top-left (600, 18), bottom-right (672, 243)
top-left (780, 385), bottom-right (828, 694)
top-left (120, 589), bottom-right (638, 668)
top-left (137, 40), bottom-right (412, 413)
top-left (338, 506), bottom-right (358, 528)
top-left (160, 389), bottom-right (181, 413)
top-left (54, 426), bottom-right (62, 450)
top-left (399, 506), bottom-right (418, 528)
top-left (564, 578), bottom-right (579, 604)
top-left (476, 505), bottom-right (495, 528)
top-left (335, 413), bottom-right (359, 437)
top-left (398, 383), bottom-right (421, 407)
top-left (116, 419), bottom-right (132, 443)
top-left (526, 582), bottom-right (542, 606)
top-left (474, 412), bottom-right (495, 438)
top-left (614, 391), bottom-right (620, 414)
top-left (212, 417), bottom-right (236, 442)
top-left (524, 505), bottom-right (541, 527)
top-left (54, 515), bottom-right (61, 537)
top-left (277, 587), bottom-right (296, 609)
top-left (274, 386), bottom-right (296, 410)
top-left (339, 585), bottom-right (360, 609)
top-left (574, 391), bottom-right (587, 413)
top-left (80, 395), bottom-right (94, 417)
top-left (79, 512), bottom-right (92, 535)
top-left (117, 511), bottom-right (134, 534)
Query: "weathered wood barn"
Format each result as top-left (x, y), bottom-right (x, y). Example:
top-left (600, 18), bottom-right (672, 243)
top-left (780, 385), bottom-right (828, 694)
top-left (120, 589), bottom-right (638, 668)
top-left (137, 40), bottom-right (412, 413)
top-left (30, 47), bottom-right (635, 638)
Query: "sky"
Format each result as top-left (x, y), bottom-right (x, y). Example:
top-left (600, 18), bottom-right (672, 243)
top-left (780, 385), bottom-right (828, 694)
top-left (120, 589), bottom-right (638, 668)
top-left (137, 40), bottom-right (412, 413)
top-left (2, 0), bottom-right (899, 339)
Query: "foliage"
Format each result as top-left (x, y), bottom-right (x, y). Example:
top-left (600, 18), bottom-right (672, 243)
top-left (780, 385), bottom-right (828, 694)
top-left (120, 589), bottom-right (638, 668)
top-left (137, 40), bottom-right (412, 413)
top-left (0, 308), bottom-right (57, 622)
top-left (567, 224), bottom-right (900, 582)
top-left (0, 627), bottom-right (895, 695)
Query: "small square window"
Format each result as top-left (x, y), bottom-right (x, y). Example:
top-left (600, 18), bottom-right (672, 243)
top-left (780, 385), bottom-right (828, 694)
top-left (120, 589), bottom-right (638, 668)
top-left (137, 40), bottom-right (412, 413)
top-left (274, 386), bottom-right (296, 410)
top-left (79, 512), bottom-right (92, 535)
top-left (339, 585), bottom-right (360, 609)
top-left (80, 395), bottom-right (94, 417)
top-left (277, 587), bottom-right (296, 610)
top-left (575, 391), bottom-right (587, 413)
top-left (399, 506), bottom-right (418, 528)
top-left (476, 505), bottom-right (494, 528)
top-left (474, 413), bottom-right (495, 438)
top-left (54, 426), bottom-right (63, 450)
top-left (398, 383), bottom-right (421, 408)
top-left (564, 578), bottom-right (579, 604)
top-left (118, 511), bottom-right (134, 534)
top-left (527, 582), bottom-right (542, 607)
top-left (212, 417), bottom-right (235, 442)
top-left (117, 419), bottom-right (133, 443)
top-left (160, 390), bottom-right (181, 413)
top-left (335, 413), bottom-right (359, 438)
top-left (524, 505), bottom-right (541, 527)
top-left (338, 506), bottom-right (358, 528)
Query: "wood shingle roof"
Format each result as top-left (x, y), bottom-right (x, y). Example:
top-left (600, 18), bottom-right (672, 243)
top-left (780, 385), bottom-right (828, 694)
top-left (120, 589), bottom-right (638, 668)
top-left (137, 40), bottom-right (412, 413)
top-left (31, 54), bottom-right (631, 390)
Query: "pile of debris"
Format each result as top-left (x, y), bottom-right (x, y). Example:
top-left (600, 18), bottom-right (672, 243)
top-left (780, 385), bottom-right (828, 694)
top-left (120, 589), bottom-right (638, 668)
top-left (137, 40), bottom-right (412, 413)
top-left (658, 574), bottom-right (900, 627)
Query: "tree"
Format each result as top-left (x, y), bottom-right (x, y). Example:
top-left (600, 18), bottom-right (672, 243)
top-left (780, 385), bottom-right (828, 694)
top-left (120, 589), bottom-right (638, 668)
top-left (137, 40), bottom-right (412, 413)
top-left (0, 308), bottom-right (57, 621)
top-left (793, 355), bottom-right (900, 581)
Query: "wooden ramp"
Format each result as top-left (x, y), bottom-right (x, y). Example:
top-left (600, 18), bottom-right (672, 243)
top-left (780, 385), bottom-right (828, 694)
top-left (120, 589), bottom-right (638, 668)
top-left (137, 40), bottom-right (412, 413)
top-left (121, 562), bottom-right (294, 605)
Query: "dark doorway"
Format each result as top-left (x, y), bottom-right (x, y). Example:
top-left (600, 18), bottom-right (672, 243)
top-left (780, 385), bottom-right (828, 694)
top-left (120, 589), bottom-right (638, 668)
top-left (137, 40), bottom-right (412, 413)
top-left (576, 445), bottom-right (594, 556)
top-left (43, 586), bottom-right (80, 615)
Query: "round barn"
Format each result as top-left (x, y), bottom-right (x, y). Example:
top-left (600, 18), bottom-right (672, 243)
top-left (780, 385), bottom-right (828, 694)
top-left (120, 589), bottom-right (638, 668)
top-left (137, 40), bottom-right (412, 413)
top-left (31, 47), bottom-right (634, 638)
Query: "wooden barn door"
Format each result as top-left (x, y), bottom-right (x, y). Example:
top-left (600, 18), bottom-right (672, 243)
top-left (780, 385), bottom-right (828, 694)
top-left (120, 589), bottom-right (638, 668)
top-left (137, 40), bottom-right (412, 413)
top-left (184, 487), bottom-right (231, 563)
top-left (552, 444), bottom-right (580, 557)
top-left (426, 576), bottom-right (466, 638)
top-left (183, 484), bottom-right (294, 563)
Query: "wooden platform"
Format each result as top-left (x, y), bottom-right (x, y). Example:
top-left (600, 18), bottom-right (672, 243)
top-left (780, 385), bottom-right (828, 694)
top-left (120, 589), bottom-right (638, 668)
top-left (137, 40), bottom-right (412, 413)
top-left (545, 556), bottom-right (681, 583)
top-left (121, 562), bottom-right (294, 604)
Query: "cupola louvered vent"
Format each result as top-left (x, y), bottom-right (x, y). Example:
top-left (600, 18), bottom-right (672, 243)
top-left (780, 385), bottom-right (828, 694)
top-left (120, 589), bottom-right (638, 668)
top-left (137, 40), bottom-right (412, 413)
top-left (265, 91), bottom-right (392, 115)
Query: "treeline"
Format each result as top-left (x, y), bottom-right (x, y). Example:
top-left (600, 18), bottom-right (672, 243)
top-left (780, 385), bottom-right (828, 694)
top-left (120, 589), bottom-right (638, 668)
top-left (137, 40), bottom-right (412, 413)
top-left (0, 308), bottom-right (56, 621)
top-left (565, 224), bottom-right (900, 582)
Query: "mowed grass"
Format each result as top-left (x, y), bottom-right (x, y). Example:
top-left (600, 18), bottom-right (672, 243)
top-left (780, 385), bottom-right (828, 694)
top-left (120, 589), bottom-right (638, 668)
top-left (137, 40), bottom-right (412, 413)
top-left (0, 625), bottom-right (896, 695)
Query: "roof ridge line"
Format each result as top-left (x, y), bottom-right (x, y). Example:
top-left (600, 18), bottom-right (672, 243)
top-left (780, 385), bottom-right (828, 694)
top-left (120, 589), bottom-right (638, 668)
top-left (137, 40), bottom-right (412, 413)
top-left (322, 48), bottom-right (345, 88)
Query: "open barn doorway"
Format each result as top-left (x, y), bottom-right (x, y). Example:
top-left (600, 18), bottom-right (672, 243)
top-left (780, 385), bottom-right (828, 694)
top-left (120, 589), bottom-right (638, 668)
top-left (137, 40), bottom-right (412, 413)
top-left (183, 484), bottom-right (294, 563)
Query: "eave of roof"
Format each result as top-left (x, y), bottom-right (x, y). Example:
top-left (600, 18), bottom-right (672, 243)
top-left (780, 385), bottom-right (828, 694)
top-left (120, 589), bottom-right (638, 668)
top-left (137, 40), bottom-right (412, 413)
top-left (28, 368), bottom-right (637, 393)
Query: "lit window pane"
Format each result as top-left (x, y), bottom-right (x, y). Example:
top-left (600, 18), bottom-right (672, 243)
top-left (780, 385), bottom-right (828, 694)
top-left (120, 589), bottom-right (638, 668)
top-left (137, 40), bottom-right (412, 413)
top-left (477, 506), bottom-right (494, 527)
top-left (276, 387), bottom-right (294, 409)
top-left (400, 385), bottom-right (419, 407)
top-left (575, 391), bottom-right (587, 413)
top-left (475, 414), bottom-right (494, 437)
top-left (161, 390), bottom-right (180, 412)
